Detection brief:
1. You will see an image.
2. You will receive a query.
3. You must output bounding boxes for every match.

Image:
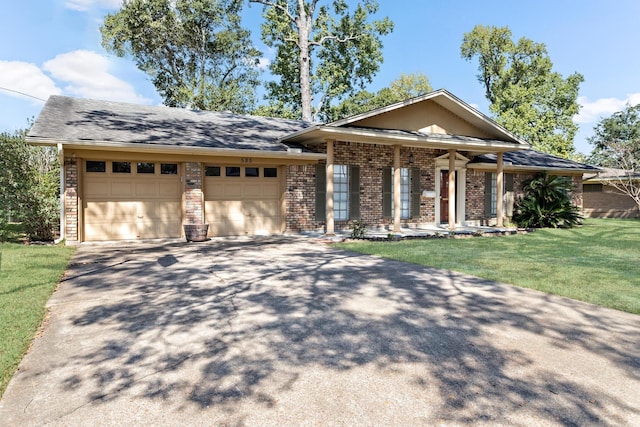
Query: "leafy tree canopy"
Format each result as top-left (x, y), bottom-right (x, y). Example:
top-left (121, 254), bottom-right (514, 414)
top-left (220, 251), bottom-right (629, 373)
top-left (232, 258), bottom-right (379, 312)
top-left (251, 0), bottom-right (394, 121)
top-left (101, 0), bottom-right (261, 113)
top-left (588, 103), bottom-right (640, 169)
top-left (587, 103), bottom-right (640, 211)
top-left (461, 25), bottom-right (583, 158)
top-left (0, 128), bottom-right (60, 241)
top-left (324, 72), bottom-right (432, 122)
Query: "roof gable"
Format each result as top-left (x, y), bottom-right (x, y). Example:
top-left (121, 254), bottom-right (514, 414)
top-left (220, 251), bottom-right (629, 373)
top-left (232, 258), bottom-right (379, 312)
top-left (328, 89), bottom-right (525, 144)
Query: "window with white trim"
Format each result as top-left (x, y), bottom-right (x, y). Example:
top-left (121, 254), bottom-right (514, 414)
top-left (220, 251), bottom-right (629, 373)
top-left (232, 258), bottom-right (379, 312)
top-left (490, 172), bottom-right (498, 216)
top-left (392, 167), bottom-right (411, 219)
top-left (334, 165), bottom-right (349, 221)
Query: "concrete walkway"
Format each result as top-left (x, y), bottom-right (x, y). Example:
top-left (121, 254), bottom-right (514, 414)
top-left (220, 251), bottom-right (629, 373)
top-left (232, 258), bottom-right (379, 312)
top-left (1, 237), bottom-right (639, 426)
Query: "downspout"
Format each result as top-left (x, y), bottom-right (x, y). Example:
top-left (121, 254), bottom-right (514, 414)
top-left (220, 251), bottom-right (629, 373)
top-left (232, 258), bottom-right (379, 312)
top-left (54, 143), bottom-right (65, 244)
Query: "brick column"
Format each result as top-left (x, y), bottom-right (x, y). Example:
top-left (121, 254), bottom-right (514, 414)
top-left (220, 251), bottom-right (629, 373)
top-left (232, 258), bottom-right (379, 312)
top-left (184, 162), bottom-right (204, 224)
top-left (64, 157), bottom-right (79, 242)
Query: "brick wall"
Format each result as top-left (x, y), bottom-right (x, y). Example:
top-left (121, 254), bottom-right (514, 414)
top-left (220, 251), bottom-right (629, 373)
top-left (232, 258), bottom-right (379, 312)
top-left (64, 157), bottom-right (78, 241)
top-left (184, 162), bottom-right (203, 224)
top-left (584, 184), bottom-right (640, 218)
top-left (466, 171), bottom-right (485, 221)
top-left (285, 142), bottom-right (438, 232)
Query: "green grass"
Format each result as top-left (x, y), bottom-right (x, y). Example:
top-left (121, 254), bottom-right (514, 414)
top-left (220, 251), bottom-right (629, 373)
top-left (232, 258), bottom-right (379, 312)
top-left (0, 243), bottom-right (75, 398)
top-left (337, 219), bottom-right (640, 314)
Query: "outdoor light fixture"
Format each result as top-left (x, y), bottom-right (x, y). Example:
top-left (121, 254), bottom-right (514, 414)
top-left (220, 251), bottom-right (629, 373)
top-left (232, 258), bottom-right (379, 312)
top-left (409, 153), bottom-right (414, 164)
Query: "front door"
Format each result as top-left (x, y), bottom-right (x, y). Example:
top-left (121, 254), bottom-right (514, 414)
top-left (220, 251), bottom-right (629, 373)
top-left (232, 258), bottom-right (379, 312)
top-left (440, 170), bottom-right (457, 223)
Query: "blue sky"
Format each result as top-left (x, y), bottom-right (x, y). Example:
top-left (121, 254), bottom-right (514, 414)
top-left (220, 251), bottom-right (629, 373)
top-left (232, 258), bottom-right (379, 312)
top-left (1, 0), bottom-right (639, 155)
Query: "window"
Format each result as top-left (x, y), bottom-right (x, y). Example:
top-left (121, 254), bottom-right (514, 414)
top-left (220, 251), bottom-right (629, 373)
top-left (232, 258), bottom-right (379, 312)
top-left (226, 166), bottom-right (241, 177)
top-left (490, 173), bottom-right (498, 216)
top-left (112, 161), bottom-right (131, 173)
top-left (205, 166), bottom-right (221, 176)
top-left (137, 162), bottom-right (155, 174)
top-left (264, 167), bottom-right (278, 178)
top-left (484, 172), bottom-right (513, 217)
top-left (86, 161), bottom-right (106, 173)
top-left (315, 164), bottom-right (359, 222)
top-left (584, 183), bottom-right (603, 193)
top-left (333, 165), bottom-right (349, 221)
top-left (161, 163), bottom-right (178, 175)
top-left (391, 168), bottom-right (411, 219)
top-left (245, 167), bottom-right (259, 177)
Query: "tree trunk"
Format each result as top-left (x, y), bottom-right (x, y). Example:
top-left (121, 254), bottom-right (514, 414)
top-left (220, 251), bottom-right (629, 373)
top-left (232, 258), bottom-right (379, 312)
top-left (297, 0), bottom-right (313, 122)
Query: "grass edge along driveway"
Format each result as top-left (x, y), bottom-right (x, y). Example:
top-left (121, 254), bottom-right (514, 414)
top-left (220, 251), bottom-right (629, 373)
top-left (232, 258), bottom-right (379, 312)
top-left (338, 219), bottom-right (640, 315)
top-left (0, 243), bottom-right (75, 398)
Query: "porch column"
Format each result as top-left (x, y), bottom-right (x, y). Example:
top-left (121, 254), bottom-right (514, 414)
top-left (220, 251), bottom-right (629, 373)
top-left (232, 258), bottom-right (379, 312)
top-left (393, 145), bottom-right (401, 233)
top-left (448, 149), bottom-right (456, 230)
top-left (496, 152), bottom-right (504, 227)
top-left (325, 139), bottom-right (335, 235)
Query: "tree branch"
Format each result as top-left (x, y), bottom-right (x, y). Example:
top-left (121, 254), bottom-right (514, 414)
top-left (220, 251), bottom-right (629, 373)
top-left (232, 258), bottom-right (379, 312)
top-left (310, 33), bottom-right (359, 47)
top-left (250, 0), bottom-right (296, 24)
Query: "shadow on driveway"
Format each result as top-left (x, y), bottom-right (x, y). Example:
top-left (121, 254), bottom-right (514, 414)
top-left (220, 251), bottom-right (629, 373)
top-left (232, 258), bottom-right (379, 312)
top-left (1, 237), bottom-right (639, 425)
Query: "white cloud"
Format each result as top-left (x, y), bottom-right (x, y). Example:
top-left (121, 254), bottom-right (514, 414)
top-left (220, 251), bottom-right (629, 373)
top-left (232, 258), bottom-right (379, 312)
top-left (256, 57), bottom-right (271, 71)
top-left (65, 0), bottom-right (122, 11)
top-left (0, 60), bottom-right (61, 103)
top-left (575, 93), bottom-right (640, 124)
top-left (43, 50), bottom-right (151, 104)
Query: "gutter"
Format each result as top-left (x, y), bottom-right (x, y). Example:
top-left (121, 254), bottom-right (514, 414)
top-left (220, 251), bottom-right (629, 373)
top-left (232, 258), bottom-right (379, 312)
top-left (467, 162), bottom-right (598, 174)
top-left (25, 137), bottom-right (327, 161)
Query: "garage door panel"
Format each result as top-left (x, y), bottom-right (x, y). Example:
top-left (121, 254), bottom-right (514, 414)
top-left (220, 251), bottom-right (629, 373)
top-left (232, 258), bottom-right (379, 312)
top-left (135, 182), bottom-right (157, 197)
top-left (260, 182), bottom-right (280, 198)
top-left (84, 221), bottom-right (137, 241)
top-left (159, 182), bottom-right (181, 197)
top-left (111, 182), bottom-right (134, 197)
top-left (137, 218), bottom-right (182, 239)
top-left (85, 181), bottom-right (109, 197)
top-left (205, 201), bottom-right (245, 220)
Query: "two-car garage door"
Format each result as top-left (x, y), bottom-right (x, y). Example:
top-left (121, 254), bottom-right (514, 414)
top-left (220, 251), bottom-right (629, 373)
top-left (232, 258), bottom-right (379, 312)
top-left (82, 160), bottom-right (284, 241)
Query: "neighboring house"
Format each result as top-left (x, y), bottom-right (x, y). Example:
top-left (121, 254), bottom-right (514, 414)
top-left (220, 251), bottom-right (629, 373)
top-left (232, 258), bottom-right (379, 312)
top-left (27, 89), bottom-right (598, 243)
top-left (583, 168), bottom-right (640, 218)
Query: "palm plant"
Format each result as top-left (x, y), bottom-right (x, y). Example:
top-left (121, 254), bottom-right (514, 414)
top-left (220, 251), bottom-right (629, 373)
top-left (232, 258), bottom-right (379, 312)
top-left (513, 172), bottom-right (582, 228)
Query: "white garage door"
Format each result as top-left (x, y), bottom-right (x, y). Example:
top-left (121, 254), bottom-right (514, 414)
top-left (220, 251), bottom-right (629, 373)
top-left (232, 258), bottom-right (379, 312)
top-left (204, 165), bottom-right (283, 236)
top-left (83, 160), bottom-right (182, 241)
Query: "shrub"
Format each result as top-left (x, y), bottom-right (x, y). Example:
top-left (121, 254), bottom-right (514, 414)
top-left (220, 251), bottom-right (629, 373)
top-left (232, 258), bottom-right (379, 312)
top-left (349, 220), bottom-right (367, 239)
top-left (512, 172), bottom-right (582, 228)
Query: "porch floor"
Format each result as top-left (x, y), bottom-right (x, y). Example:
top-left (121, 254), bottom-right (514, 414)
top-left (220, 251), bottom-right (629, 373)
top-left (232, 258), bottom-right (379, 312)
top-left (299, 224), bottom-right (525, 242)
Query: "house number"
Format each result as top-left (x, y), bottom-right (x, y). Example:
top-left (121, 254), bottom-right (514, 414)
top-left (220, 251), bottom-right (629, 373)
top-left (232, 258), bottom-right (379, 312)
top-left (241, 157), bottom-right (253, 164)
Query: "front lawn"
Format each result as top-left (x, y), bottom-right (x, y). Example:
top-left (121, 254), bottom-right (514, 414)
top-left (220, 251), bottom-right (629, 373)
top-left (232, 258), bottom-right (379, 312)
top-left (0, 243), bottom-right (75, 398)
top-left (337, 219), bottom-right (640, 314)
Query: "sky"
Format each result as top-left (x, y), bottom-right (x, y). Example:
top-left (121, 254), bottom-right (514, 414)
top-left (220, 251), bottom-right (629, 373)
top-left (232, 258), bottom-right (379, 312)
top-left (1, 0), bottom-right (640, 155)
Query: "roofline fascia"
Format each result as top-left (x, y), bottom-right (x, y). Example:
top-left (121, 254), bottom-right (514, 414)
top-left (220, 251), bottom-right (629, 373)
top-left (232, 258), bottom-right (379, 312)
top-left (467, 162), bottom-right (597, 174)
top-left (291, 126), bottom-right (530, 152)
top-left (26, 137), bottom-right (327, 161)
top-left (584, 176), bottom-right (640, 183)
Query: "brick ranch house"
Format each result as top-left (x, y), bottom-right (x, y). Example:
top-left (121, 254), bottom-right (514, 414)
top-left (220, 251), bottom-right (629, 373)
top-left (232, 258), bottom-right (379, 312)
top-left (27, 89), bottom-right (599, 243)
top-left (583, 168), bottom-right (640, 218)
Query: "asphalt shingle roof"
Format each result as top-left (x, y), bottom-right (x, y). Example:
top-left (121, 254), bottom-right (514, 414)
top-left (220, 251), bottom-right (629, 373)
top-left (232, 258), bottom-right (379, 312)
top-left (28, 95), bottom-right (313, 152)
top-left (471, 149), bottom-right (600, 172)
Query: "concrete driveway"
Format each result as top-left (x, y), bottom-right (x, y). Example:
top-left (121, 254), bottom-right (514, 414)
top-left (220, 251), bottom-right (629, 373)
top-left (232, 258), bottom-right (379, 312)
top-left (1, 237), bottom-right (639, 426)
